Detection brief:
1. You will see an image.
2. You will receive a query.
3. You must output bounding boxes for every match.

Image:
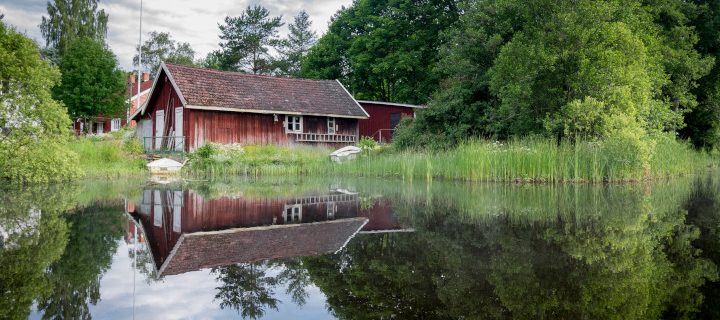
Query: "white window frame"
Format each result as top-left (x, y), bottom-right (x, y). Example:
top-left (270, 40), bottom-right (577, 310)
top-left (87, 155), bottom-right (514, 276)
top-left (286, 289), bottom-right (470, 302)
top-left (327, 117), bottom-right (336, 135)
top-left (111, 118), bottom-right (121, 132)
top-left (285, 115), bottom-right (302, 133)
top-left (327, 202), bottom-right (336, 220)
top-left (284, 204), bottom-right (302, 223)
top-left (96, 122), bottom-right (104, 135)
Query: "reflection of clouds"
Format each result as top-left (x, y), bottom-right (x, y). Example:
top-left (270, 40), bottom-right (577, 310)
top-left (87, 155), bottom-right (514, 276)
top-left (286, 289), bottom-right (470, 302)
top-left (1, 0), bottom-right (351, 70)
top-left (26, 240), bottom-right (336, 319)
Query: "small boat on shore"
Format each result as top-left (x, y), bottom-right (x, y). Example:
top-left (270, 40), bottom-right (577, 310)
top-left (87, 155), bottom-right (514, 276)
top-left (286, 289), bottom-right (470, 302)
top-left (147, 158), bottom-right (184, 175)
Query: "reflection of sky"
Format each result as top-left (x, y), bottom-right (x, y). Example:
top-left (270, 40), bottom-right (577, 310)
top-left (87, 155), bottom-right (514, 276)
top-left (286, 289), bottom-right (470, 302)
top-left (30, 240), bottom-right (334, 319)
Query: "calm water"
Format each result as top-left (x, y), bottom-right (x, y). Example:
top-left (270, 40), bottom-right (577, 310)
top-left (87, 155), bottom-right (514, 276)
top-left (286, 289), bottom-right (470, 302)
top-left (2, 173), bottom-right (720, 319)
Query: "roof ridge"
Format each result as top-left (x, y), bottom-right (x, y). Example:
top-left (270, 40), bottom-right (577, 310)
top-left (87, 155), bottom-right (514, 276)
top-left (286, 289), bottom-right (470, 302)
top-left (164, 62), bottom-right (336, 83)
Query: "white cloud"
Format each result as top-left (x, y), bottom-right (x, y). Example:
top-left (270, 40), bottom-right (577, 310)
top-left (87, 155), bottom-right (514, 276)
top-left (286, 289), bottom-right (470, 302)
top-left (1, 0), bottom-right (350, 70)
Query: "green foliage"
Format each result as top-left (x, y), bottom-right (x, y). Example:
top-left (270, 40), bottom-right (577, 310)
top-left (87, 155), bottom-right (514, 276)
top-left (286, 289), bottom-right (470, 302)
top-left (358, 136), bottom-right (376, 153)
top-left (0, 184), bottom-right (78, 319)
top-left (397, 0), bottom-right (715, 151)
top-left (54, 37), bottom-right (127, 121)
top-left (67, 136), bottom-right (146, 178)
top-left (0, 21), bottom-right (81, 184)
top-left (681, 0), bottom-right (720, 150)
top-left (133, 31), bottom-right (196, 72)
top-left (217, 5), bottom-right (284, 74)
top-left (301, 0), bottom-right (459, 104)
top-left (185, 143), bottom-right (330, 178)
top-left (39, 0), bottom-right (108, 55)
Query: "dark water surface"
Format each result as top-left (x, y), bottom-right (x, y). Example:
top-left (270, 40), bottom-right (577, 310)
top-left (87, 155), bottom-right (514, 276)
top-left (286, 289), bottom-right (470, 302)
top-left (2, 172), bottom-right (720, 319)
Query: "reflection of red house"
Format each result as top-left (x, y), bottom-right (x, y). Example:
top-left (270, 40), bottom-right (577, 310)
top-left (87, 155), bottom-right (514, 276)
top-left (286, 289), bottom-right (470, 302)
top-left (126, 188), bottom-right (411, 276)
top-left (357, 100), bottom-right (424, 143)
top-left (128, 189), bottom-right (369, 276)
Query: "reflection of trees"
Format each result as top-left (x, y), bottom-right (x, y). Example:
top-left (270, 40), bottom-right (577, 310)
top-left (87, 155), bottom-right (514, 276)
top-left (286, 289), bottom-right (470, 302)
top-left (682, 176), bottom-right (720, 319)
top-left (303, 181), bottom-right (719, 319)
top-left (128, 243), bottom-right (162, 284)
top-left (211, 258), bottom-right (313, 318)
top-left (212, 263), bottom-right (280, 319)
top-left (273, 259), bottom-right (311, 306)
top-left (37, 203), bottom-right (125, 319)
top-left (0, 185), bottom-right (76, 320)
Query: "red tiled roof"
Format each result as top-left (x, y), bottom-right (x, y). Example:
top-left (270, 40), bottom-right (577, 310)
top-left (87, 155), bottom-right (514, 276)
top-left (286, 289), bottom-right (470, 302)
top-left (164, 63), bottom-right (368, 118)
top-left (128, 81), bottom-right (153, 96)
top-left (159, 218), bottom-right (368, 276)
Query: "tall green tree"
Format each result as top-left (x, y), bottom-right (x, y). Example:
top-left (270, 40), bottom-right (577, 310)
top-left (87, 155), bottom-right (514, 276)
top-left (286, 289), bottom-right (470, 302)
top-left (39, 0), bottom-right (108, 56)
top-left (682, 0), bottom-right (720, 150)
top-left (396, 0), bottom-right (714, 152)
top-left (218, 5), bottom-right (283, 74)
top-left (0, 21), bottom-right (80, 183)
top-left (53, 37), bottom-right (126, 123)
top-left (301, 0), bottom-right (459, 104)
top-left (275, 11), bottom-right (317, 76)
top-left (133, 31), bottom-right (196, 73)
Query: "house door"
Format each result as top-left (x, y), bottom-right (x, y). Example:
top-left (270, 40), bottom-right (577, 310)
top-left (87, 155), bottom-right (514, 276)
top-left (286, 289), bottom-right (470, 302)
top-left (174, 108), bottom-right (183, 151)
top-left (389, 112), bottom-right (401, 140)
top-left (155, 110), bottom-right (165, 150)
top-left (390, 112), bottom-right (401, 129)
top-left (96, 122), bottom-right (104, 135)
top-left (140, 120), bottom-right (152, 151)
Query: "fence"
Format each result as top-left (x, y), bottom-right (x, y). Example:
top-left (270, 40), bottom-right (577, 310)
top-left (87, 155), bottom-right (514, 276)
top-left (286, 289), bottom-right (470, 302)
top-left (143, 136), bottom-right (186, 154)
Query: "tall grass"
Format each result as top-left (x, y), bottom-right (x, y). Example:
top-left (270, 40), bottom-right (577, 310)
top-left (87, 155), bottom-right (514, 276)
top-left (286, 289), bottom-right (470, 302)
top-left (184, 137), bottom-right (715, 183)
top-left (321, 137), bottom-right (715, 183)
top-left (68, 133), bottom-right (147, 178)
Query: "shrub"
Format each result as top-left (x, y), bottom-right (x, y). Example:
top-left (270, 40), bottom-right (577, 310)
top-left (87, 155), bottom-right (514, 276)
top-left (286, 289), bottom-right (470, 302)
top-left (358, 136), bottom-right (377, 153)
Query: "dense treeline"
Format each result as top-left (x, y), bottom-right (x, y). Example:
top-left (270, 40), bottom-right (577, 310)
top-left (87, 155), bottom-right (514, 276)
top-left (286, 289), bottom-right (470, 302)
top-left (301, 0), bottom-right (458, 104)
top-left (302, 0), bottom-right (720, 153)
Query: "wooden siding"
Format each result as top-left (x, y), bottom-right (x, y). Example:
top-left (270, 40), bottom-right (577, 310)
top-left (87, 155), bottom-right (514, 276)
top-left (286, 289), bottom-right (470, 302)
top-left (358, 102), bottom-right (416, 142)
top-left (186, 110), bottom-right (359, 150)
top-left (140, 71), bottom-right (360, 151)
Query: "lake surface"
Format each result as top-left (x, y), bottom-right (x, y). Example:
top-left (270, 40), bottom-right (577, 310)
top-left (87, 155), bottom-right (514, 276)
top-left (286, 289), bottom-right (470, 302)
top-left (2, 172), bottom-right (720, 319)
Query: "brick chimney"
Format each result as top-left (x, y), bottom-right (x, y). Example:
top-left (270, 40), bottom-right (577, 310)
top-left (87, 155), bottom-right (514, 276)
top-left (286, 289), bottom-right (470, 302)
top-left (128, 74), bottom-right (136, 84)
top-left (142, 72), bottom-right (150, 82)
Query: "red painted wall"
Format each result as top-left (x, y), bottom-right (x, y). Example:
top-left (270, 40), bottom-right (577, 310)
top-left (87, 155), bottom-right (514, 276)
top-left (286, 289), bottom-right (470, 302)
top-left (142, 71), bottom-right (360, 150)
top-left (358, 102), bottom-right (416, 142)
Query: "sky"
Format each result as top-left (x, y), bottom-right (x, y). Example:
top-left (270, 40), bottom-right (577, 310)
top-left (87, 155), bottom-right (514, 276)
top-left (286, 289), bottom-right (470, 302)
top-left (0, 0), bottom-right (351, 71)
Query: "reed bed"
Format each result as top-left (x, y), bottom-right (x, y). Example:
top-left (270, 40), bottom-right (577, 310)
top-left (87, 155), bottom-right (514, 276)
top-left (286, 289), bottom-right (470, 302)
top-left (184, 137), bottom-right (715, 183)
top-left (313, 137), bottom-right (715, 183)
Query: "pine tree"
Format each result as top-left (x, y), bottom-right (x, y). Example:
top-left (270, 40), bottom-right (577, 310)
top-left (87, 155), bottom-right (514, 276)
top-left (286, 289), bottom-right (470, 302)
top-left (218, 5), bottom-right (283, 74)
top-left (276, 11), bottom-right (318, 76)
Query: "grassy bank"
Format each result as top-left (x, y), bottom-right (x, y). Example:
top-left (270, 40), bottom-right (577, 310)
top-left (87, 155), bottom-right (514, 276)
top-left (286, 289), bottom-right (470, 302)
top-left (68, 131), bottom-right (147, 178)
top-left (184, 137), bottom-right (716, 183)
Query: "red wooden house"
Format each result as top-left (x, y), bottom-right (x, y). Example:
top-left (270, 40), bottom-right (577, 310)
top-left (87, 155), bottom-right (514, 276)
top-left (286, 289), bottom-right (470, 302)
top-left (357, 100), bottom-right (424, 143)
top-left (130, 63), bottom-right (369, 151)
top-left (72, 72), bottom-right (152, 135)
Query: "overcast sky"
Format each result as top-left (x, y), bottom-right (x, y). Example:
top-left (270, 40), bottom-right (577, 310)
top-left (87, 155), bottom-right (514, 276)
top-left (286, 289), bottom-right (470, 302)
top-left (0, 0), bottom-right (350, 71)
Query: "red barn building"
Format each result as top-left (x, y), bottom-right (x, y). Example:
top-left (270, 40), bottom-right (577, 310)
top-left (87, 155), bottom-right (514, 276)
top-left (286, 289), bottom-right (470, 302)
top-left (130, 63), bottom-right (369, 151)
top-left (357, 100), bottom-right (425, 143)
